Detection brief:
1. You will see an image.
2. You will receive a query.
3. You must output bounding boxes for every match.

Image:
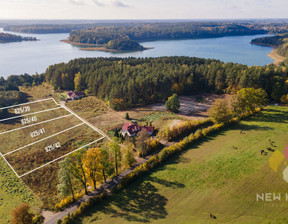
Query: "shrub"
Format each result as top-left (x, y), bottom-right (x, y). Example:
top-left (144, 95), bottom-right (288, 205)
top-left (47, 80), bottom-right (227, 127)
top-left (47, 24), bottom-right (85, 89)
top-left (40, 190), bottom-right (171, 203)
top-left (160, 119), bottom-right (212, 141)
top-left (165, 94), bottom-right (180, 113)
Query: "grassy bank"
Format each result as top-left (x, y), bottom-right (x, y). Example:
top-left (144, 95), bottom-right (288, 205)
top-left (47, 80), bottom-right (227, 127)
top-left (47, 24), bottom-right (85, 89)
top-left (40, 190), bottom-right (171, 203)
top-left (70, 106), bottom-right (288, 224)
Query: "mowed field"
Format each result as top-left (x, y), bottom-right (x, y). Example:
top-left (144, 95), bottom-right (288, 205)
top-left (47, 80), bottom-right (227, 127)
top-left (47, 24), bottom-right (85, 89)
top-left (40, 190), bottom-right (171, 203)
top-left (72, 106), bottom-right (288, 224)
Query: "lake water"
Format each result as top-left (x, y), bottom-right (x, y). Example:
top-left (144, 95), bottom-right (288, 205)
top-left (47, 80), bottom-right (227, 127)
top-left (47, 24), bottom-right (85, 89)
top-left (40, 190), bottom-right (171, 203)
top-left (0, 28), bottom-right (274, 78)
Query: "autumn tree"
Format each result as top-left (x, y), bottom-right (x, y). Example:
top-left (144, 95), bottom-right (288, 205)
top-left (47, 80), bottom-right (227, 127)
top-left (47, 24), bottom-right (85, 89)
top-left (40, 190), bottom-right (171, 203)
top-left (281, 94), bottom-right (288, 104)
top-left (11, 203), bottom-right (34, 224)
top-left (109, 137), bottom-right (121, 175)
top-left (83, 148), bottom-right (104, 190)
top-left (74, 72), bottom-right (83, 92)
top-left (100, 148), bottom-right (113, 183)
top-left (57, 157), bottom-right (76, 201)
top-left (237, 88), bottom-right (268, 113)
top-left (165, 94), bottom-right (180, 113)
top-left (70, 150), bottom-right (89, 194)
top-left (208, 99), bottom-right (232, 124)
top-left (122, 148), bottom-right (136, 168)
top-left (136, 130), bottom-right (150, 157)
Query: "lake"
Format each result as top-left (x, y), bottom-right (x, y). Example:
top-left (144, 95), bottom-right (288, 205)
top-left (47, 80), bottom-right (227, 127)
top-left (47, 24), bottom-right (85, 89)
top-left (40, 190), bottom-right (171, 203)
top-left (0, 28), bottom-right (274, 78)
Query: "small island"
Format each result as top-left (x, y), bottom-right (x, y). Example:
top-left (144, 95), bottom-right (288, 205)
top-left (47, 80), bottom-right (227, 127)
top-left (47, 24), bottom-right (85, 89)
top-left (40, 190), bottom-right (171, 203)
top-left (61, 39), bottom-right (151, 52)
top-left (0, 32), bottom-right (37, 43)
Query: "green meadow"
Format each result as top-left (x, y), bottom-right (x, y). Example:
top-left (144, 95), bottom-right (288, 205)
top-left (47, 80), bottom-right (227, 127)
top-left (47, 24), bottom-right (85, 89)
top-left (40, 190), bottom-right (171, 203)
top-left (0, 158), bottom-right (42, 224)
top-left (71, 106), bottom-right (288, 224)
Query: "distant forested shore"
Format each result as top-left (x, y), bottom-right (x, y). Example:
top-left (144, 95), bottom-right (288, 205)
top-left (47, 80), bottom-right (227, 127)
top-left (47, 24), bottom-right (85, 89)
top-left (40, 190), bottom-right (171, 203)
top-left (67, 23), bottom-right (267, 50)
top-left (251, 34), bottom-right (288, 58)
top-left (0, 32), bottom-right (37, 43)
top-left (6, 21), bottom-right (288, 51)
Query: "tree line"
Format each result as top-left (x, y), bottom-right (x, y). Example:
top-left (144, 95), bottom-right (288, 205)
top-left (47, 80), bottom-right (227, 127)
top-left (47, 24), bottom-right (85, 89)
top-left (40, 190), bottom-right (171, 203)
top-left (57, 139), bottom-right (135, 206)
top-left (68, 22), bottom-right (266, 45)
top-left (0, 33), bottom-right (37, 43)
top-left (251, 33), bottom-right (288, 58)
top-left (45, 57), bottom-right (288, 110)
top-left (0, 73), bottom-right (45, 110)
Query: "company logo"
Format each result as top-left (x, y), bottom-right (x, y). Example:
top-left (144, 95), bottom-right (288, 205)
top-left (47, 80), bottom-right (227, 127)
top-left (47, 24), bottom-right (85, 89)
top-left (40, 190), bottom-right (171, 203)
top-left (269, 145), bottom-right (288, 183)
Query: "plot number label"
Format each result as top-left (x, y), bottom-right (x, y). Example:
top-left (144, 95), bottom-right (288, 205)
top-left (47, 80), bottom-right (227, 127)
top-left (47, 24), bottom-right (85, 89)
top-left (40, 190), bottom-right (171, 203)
top-left (30, 128), bottom-right (45, 138)
top-left (45, 142), bottom-right (61, 152)
top-left (21, 116), bottom-right (37, 125)
top-left (14, 106), bottom-right (30, 114)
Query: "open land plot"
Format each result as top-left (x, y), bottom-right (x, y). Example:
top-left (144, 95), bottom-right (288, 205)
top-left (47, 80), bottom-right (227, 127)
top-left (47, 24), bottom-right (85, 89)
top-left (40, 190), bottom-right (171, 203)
top-left (19, 83), bottom-right (55, 101)
top-left (72, 106), bottom-right (288, 224)
top-left (0, 114), bottom-right (82, 155)
top-left (66, 94), bottom-right (225, 136)
top-left (5, 123), bottom-right (103, 177)
top-left (0, 106), bottom-right (70, 133)
top-left (0, 98), bottom-right (59, 120)
top-left (150, 94), bottom-right (228, 116)
top-left (0, 97), bottom-right (104, 178)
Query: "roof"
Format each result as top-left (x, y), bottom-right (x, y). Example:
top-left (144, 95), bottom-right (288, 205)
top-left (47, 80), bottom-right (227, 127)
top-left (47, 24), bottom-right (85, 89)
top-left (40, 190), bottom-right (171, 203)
top-left (122, 122), bottom-right (154, 135)
top-left (122, 122), bottom-right (141, 135)
top-left (67, 91), bottom-right (84, 98)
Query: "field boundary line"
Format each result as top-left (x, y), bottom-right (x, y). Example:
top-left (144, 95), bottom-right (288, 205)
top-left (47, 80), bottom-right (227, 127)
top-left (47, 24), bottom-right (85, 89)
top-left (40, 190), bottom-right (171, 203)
top-left (0, 114), bottom-right (73, 135)
top-left (3, 123), bottom-right (85, 156)
top-left (0, 106), bottom-right (62, 123)
top-left (0, 152), bottom-right (20, 178)
top-left (0, 98), bottom-right (55, 110)
top-left (19, 137), bottom-right (105, 178)
top-left (51, 98), bottom-right (60, 106)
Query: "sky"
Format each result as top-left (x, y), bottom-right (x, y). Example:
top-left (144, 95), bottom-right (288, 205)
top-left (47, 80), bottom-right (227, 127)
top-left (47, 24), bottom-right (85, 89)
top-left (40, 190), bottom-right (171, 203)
top-left (0, 0), bottom-right (288, 20)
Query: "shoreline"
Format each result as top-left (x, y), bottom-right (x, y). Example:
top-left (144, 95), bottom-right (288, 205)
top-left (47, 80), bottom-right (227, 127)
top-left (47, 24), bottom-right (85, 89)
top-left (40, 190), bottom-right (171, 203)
top-left (61, 39), bottom-right (153, 52)
top-left (267, 48), bottom-right (286, 66)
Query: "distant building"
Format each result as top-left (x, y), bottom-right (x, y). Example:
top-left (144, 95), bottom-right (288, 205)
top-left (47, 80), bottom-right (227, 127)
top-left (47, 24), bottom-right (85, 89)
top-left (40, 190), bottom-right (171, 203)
top-left (67, 91), bottom-right (84, 100)
top-left (121, 120), bottom-right (154, 137)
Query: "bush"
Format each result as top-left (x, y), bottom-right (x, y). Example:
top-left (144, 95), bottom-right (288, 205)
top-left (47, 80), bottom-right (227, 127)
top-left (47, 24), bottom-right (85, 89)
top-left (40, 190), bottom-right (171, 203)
top-left (165, 94), bottom-right (180, 113)
top-left (160, 119), bottom-right (212, 141)
top-left (55, 191), bottom-right (85, 210)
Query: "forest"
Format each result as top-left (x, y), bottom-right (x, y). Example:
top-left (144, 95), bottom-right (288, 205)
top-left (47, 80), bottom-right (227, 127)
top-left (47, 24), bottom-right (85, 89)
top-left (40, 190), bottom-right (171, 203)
top-left (45, 57), bottom-right (288, 110)
top-left (251, 33), bottom-right (288, 58)
top-left (68, 23), bottom-right (267, 45)
top-left (0, 33), bottom-right (37, 43)
top-left (106, 39), bottom-right (144, 50)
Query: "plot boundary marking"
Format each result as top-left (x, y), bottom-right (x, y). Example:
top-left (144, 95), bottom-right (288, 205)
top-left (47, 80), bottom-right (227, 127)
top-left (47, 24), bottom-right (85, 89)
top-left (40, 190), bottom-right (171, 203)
top-left (0, 98), bottom-right (105, 178)
top-left (0, 106), bottom-right (62, 123)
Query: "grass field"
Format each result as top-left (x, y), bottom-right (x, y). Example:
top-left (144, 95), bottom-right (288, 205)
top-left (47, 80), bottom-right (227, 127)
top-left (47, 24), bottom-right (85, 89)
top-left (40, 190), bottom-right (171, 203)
top-left (19, 83), bottom-right (54, 101)
top-left (0, 158), bottom-right (42, 224)
top-left (70, 106), bottom-right (288, 224)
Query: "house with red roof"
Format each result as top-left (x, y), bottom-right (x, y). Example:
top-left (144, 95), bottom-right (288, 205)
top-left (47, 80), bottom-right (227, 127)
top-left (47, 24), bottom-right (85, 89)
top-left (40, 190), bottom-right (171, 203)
top-left (121, 121), bottom-right (154, 137)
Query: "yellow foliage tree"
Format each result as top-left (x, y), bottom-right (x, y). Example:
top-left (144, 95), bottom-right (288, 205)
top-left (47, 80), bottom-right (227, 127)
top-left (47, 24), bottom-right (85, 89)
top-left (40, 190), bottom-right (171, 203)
top-left (83, 148), bottom-right (104, 190)
top-left (74, 72), bottom-right (82, 92)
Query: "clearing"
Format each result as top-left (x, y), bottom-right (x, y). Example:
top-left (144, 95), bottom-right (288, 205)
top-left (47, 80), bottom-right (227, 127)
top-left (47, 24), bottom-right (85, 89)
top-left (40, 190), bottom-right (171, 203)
top-left (66, 94), bottom-right (223, 134)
